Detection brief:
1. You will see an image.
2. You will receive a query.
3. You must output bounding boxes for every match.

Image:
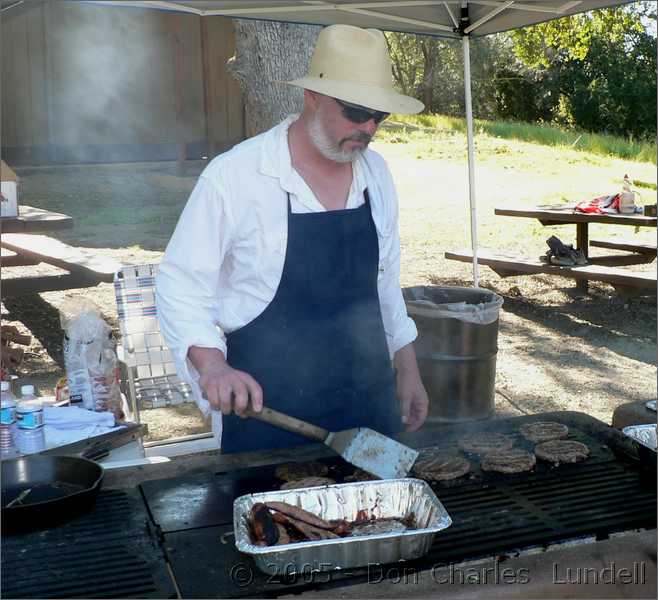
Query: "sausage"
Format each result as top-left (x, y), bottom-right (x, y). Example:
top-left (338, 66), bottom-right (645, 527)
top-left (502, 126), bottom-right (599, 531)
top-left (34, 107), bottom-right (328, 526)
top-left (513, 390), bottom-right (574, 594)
top-left (271, 512), bottom-right (289, 525)
top-left (284, 517), bottom-right (340, 541)
top-left (329, 519), bottom-right (351, 537)
top-left (264, 501), bottom-right (335, 530)
top-left (269, 510), bottom-right (338, 541)
top-left (274, 523), bottom-right (291, 545)
top-left (250, 503), bottom-right (279, 545)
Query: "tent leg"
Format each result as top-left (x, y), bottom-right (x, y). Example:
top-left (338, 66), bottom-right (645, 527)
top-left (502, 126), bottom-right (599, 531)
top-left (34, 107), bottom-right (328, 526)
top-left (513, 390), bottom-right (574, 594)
top-left (462, 35), bottom-right (479, 288)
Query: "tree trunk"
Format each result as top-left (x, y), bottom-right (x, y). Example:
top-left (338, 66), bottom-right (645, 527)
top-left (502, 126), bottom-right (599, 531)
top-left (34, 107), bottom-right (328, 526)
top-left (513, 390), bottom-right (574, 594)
top-left (228, 20), bottom-right (320, 137)
top-left (419, 39), bottom-right (438, 113)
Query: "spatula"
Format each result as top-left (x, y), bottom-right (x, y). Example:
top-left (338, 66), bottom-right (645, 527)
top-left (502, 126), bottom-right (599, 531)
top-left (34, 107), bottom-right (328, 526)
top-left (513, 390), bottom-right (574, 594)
top-left (244, 406), bottom-right (418, 479)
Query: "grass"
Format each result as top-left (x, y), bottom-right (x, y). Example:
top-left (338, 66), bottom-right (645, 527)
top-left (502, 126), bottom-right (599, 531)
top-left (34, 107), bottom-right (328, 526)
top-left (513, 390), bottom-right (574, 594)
top-left (14, 116), bottom-right (657, 255)
top-left (382, 114), bottom-right (657, 164)
top-left (372, 113), bottom-right (657, 277)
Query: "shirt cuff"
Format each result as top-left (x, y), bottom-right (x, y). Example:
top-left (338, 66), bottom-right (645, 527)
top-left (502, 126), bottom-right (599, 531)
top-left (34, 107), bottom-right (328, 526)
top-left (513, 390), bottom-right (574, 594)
top-left (174, 336), bottom-right (227, 419)
top-left (388, 315), bottom-right (418, 359)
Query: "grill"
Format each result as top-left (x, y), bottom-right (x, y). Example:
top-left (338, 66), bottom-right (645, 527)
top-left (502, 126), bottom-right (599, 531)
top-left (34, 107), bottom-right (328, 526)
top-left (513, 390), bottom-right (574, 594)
top-left (429, 460), bottom-right (654, 562)
top-left (1, 489), bottom-right (176, 599)
top-left (3, 412), bottom-right (654, 599)
top-left (151, 412), bottom-right (656, 598)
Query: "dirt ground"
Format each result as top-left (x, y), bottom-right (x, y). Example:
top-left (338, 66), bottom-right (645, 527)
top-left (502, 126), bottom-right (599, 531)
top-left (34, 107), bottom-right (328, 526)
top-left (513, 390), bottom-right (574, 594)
top-left (2, 142), bottom-right (656, 442)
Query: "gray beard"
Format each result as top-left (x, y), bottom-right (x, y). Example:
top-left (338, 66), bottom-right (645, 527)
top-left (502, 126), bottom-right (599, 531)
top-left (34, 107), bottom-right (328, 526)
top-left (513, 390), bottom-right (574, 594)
top-left (308, 113), bottom-right (362, 163)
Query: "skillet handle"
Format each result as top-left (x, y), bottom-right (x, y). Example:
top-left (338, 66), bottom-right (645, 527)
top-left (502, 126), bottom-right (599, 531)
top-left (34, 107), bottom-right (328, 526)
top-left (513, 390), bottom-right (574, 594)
top-left (82, 445), bottom-right (111, 462)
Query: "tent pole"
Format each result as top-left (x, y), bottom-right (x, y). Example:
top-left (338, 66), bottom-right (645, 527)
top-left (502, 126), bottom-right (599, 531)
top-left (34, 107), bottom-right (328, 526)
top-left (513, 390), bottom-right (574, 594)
top-left (462, 34), bottom-right (479, 288)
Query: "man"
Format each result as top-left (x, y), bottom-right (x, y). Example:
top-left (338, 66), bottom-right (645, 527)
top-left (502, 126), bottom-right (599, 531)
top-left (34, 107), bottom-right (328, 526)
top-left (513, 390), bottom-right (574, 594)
top-left (156, 24), bottom-right (429, 453)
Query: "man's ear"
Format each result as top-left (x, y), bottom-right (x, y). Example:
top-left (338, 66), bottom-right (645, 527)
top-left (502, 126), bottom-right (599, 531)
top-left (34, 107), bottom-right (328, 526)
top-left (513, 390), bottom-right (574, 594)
top-left (304, 89), bottom-right (320, 109)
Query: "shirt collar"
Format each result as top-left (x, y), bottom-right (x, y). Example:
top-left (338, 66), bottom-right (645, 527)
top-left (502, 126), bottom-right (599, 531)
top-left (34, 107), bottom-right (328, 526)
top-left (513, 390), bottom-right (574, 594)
top-left (259, 114), bottom-right (368, 201)
top-left (259, 114), bottom-right (298, 189)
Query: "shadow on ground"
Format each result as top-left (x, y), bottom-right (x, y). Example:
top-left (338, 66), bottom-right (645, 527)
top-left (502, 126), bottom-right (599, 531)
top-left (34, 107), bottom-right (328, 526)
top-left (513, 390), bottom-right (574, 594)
top-left (15, 161), bottom-right (206, 251)
top-left (3, 294), bottom-right (66, 369)
top-left (430, 274), bottom-right (656, 367)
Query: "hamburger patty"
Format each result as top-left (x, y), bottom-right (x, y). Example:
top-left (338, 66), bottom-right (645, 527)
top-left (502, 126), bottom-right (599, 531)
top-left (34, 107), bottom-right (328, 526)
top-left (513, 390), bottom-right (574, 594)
top-left (481, 448), bottom-right (536, 473)
top-left (343, 468), bottom-right (380, 483)
top-left (520, 421), bottom-right (569, 443)
top-left (458, 432), bottom-right (514, 455)
top-left (412, 451), bottom-right (471, 481)
top-left (535, 440), bottom-right (590, 464)
top-left (279, 476), bottom-right (335, 490)
top-left (275, 461), bottom-right (329, 481)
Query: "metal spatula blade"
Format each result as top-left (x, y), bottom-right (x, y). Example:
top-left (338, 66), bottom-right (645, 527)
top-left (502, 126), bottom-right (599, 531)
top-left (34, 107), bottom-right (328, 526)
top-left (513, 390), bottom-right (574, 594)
top-left (245, 407), bottom-right (418, 479)
top-left (327, 428), bottom-right (419, 479)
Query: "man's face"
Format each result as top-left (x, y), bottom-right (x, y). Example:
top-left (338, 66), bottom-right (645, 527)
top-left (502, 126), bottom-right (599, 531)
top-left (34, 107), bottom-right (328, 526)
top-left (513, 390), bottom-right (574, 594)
top-left (307, 93), bottom-right (385, 163)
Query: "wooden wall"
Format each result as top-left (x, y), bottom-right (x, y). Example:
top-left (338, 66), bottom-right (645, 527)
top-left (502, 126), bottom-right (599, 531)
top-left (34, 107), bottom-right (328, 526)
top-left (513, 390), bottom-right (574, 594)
top-left (1, 1), bottom-right (245, 165)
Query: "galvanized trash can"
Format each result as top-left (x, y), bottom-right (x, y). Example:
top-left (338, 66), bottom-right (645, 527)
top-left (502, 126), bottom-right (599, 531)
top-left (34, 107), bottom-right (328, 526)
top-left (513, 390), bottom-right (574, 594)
top-left (403, 286), bottom-right (503, 423)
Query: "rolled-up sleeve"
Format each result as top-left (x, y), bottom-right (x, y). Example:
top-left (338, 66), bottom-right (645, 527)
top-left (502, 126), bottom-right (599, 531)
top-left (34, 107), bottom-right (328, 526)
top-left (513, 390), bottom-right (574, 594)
top-left (155, 175), bottom-right (234, 413)
top-left (376, 167), bottom-right (418, 359)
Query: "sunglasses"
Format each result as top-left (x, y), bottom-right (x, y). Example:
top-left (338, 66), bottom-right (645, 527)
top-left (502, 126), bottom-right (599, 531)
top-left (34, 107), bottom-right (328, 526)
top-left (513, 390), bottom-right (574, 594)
top-left (333, 98), bottom-right (389, 125)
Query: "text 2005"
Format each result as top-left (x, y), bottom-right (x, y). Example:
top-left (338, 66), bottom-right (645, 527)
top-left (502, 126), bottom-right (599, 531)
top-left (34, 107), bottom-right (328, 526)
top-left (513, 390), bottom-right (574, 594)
top-left (266, 563), bottom-right (335, 585)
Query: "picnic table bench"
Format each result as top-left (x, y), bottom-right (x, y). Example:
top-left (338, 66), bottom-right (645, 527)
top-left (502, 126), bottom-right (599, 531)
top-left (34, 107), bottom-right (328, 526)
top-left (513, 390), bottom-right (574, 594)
top-left (446, 204), bottom-right (656, 296)
top-left (589, 238), bottom-right (657, 255)
top-left (445, 249), bottom-right (656, 296)
top-left (1, 206), bottom-right (122, 296)
top-left (0, 204), bottom-right (74, 233)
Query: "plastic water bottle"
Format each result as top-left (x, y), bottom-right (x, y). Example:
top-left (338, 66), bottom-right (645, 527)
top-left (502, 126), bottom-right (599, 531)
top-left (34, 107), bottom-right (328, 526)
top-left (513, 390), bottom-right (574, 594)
top-left (16, 385), bottom-right (45, 455)
top-left (0, 381), bottom-right (17, 459)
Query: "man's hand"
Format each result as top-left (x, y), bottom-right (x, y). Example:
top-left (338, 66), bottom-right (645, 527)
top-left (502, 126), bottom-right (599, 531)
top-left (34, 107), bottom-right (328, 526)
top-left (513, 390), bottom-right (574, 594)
top-left (188, 346), bottom-right (263, 417)
top-left (393, 343), bottom-right (429, 432)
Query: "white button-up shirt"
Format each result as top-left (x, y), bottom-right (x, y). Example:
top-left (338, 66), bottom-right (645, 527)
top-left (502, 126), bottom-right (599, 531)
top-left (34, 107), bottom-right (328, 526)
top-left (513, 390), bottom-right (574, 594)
top-left (156, 115), bottom-right (417, 418)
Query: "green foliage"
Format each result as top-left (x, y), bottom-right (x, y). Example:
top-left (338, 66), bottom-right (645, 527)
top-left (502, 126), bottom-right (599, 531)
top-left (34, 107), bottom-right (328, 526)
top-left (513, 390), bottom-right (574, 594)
top-left (385, 5), bottom-right (656, 140)
top-left (509, 5), bottom-right (656, 138)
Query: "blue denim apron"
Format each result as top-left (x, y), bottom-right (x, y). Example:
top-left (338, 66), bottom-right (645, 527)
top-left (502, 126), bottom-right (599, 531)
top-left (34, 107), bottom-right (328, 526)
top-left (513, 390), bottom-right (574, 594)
top-left (221, 189), bottom-right (401, 452)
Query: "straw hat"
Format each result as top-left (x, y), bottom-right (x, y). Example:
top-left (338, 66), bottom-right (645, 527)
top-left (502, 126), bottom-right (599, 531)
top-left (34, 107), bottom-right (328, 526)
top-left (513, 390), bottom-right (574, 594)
top-left (287, 24), bottom-right (424, 115)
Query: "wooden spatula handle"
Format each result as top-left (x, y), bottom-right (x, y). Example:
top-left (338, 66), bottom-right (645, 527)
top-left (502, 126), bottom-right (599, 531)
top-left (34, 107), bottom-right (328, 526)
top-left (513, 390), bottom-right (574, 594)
top-left (244, 406), bottom-right (329, 442)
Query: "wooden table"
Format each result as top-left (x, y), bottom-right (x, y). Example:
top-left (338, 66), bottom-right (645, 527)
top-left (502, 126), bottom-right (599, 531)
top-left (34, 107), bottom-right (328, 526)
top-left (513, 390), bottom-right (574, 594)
top-left (0, 204), bottom-right (74, 233)
top-left (495, 204), bottom-right (657, 293)
top-left (1, 204), bottom-right (120, 296)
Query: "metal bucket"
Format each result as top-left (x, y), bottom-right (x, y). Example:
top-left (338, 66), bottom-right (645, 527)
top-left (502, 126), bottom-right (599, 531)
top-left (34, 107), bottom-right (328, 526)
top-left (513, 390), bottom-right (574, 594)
top-left (404, 286), bottom-right (501, 423)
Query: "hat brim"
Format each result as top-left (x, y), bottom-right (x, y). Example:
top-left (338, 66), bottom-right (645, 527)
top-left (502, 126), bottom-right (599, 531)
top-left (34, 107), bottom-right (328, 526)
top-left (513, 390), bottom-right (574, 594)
top-left (286, 77), bottom-right (424, 115)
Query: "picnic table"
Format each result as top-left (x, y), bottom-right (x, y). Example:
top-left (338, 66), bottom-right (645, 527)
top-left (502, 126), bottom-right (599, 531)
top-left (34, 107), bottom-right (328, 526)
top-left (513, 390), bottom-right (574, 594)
top-left (0, 205), bottom-right (74, 234)
top-left (446, 204), bottom-right (656, 296)
top-left (1, 204), bottom-right (121, 296)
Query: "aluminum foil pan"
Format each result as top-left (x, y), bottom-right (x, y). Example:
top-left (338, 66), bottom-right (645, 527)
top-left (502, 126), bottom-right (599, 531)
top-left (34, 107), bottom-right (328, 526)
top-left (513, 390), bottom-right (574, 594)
top-left (646, 400), bottom-right (656, 412)
top-left (233, 478), bottom-right (452, 575)
top-left (623, 424), bottom-right (657, 451)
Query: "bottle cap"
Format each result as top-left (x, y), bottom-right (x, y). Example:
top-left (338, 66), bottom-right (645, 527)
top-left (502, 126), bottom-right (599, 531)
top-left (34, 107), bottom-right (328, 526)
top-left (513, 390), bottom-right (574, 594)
top-left (20, 384), bottom-right (35, 396)
top-left (0, 381), bottom-right (9, 392)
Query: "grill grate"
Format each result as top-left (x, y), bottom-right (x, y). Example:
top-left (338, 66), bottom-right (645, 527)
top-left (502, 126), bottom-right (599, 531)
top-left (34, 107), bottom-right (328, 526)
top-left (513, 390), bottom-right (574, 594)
top-left (1, 489), bottom-right (176, 599)
top-left (163, 456), bottom-right (656, 599)
top-left (156, 412), bottom-right (656, 598)
top-left (425, 461), bottom-right (655, 566)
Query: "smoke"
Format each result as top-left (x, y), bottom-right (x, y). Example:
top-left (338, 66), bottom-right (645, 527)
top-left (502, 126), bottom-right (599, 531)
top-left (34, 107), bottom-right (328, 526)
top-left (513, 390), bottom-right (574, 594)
top-left (2, 1), bottom-right (210, 162)
top-left (51, 3), bottom-right (168, 149)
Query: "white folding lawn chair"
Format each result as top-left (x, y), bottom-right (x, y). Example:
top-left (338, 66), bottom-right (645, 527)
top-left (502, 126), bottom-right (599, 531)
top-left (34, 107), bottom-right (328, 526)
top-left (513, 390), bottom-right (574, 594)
top-left (114, 263), bottom-right (192, 419)
top-left (114, 263), bottom-right (219, 453)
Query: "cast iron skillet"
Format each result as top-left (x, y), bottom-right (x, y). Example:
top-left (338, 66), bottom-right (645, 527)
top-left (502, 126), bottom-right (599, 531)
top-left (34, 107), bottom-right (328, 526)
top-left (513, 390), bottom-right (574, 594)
top-left (1, 455), bottom-right (104, 534)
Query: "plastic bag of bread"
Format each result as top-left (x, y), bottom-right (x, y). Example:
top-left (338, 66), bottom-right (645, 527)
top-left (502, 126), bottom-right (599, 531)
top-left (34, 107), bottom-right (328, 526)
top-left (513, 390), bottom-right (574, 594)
top-left (59, 298), bottom-right (123, 421)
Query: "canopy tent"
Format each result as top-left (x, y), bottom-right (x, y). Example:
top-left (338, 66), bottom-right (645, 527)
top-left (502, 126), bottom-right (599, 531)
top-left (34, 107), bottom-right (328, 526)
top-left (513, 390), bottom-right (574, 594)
top-left (6, 0), bottom-right (635, 285)
top-left (77, 1), bottom-right (633, 37)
